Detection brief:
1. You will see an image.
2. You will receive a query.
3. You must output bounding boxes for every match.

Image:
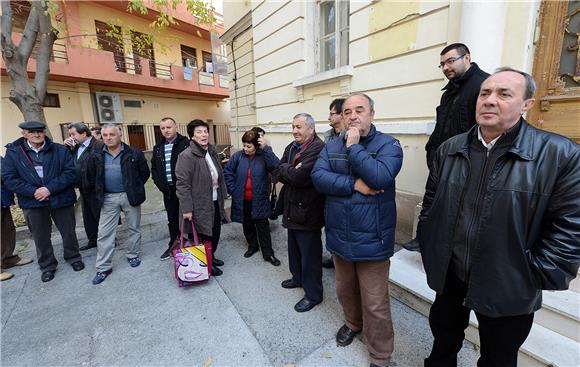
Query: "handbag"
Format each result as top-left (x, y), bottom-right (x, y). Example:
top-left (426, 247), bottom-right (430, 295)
top-left (269, 183), bottom-right (285, 220)
top-left (172, 219), bottom-right (213, 287)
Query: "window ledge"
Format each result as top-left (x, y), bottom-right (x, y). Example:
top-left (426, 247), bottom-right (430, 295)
top-left (293, 65), bottom-right (354, 88)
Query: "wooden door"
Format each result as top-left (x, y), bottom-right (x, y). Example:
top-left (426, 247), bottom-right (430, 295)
top-left (528, 1), bottom-right (580, 143)
top-left (127, 125), bottom-right (146, 151)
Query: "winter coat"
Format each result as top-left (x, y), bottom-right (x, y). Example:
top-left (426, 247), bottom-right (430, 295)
top-left (1, 157), bottom-right (15, 208)
top-left (224, 146), bottom-right (280, 223)
top-left (93, 143), bottom-right (150, 208)
top-left (150, 133), bottom-right (190, 193)
top-left (417, 119), bottom-right (580, 317)
top-left (175, 141), bottom-right (227, 237)
top-left (425, 63), bottom-right (489, 169)
top-left (70, 137), bottom-right (104, 195)
top-left (274, 133), bottom-right (325, 231)
top-left (2, 137), bottom-right (77, 209)
top-left (312, 124), bottom-right (403, 261)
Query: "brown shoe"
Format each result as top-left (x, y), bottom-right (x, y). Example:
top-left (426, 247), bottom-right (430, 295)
top-left (4, 258), bottom-right (33, 269)
top-left (1, 272), bottom-right (14, 281)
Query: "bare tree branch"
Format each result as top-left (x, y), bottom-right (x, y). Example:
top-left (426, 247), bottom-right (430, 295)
top-left (1, 1), bottom-right (14, 50)
top-left (34, 0), bottom-right (58, 100)
top-left (18, 1), bottom-right (40, 61)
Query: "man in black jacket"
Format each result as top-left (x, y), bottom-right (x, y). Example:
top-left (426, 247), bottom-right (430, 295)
top-left (151, 117), bottom-right (190, 260)
top-left (92, 124), bottom-right (150, 285)
top-left (276, 113), bottom-right (325, 313)
top-left (64, 122), bottom-right (104, 251)
top-left (418, 68), bottom-right (580, 367)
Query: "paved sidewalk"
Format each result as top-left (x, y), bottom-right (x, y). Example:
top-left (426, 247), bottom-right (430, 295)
top-left (1, 216), bottom-right (479, 366)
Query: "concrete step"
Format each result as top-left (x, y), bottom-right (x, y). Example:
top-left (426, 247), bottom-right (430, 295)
top-left (536, 289), bottom-right (580, 342)
top-left (389, 250), bottom-right (580, 367)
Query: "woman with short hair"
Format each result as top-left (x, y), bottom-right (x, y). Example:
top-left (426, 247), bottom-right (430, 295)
top-left (175, 119), bottom-right (228, 276)
top-left (224, 129), bottom-right (281, 266)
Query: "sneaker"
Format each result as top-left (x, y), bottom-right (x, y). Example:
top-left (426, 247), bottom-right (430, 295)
top-left (1, 272), bottom-right (14, 281)
top-left (92, 270), bottom-right (112, 285)
top-left (160, 248), bottom-right (171, 261)
top-left (128, 257), bottom-right (141, 268)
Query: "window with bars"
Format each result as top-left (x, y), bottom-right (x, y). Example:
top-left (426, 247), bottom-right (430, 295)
top-left (95, 20), bottom-right (126, 72)
top-left (317, 0), bottom-right (349, 73)
top-left (181, 45), bottom-right (198, 68)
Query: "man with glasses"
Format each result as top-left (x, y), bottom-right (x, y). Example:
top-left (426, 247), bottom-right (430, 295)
top-left (403, 43), bottom-right (488, 252)
top-left (324, 98), bottom-right (346, 143)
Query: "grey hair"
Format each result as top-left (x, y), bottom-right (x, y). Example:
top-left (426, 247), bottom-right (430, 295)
top-left (293, 113), bottom-right (315, 129)
top-left (101, 123), bottom-right (123, 136)
top-left (346, 93), bottom-right (375, 112)
top-left (494, 67), bottom-right (537, 99)
top-left (67, 122), bottom-right (91, 136)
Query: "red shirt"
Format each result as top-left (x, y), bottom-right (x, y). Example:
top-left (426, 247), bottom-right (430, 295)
top-left (244, 157), bottom-right (253, 200)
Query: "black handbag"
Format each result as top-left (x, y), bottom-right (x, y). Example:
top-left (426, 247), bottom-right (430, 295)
top-left (269, 183), bottom-right (283, 220)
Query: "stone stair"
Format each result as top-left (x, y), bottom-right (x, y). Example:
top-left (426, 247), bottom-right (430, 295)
top-left (389, 250), bottom-right (580, 367)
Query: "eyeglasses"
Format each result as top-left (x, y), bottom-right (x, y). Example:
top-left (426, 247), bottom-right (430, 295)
top-left (438, 54), bottom-right (466, 69)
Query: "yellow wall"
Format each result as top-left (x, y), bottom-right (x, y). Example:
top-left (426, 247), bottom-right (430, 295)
top-left (76, 2), bottom-right (213, 71)
top-left (223, 0), bottom-right (252, 30)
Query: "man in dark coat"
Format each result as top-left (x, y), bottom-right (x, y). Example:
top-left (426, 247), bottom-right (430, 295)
top-left (275, 113), bottom-right (325, 313)
top-left (64, 122), bottom-right (104, 251)
top-left (150, 117), bottom-right (190, 260)
top-left (2, 121), bottom-right (85, 282)
top-left (312, 94), bottom-right (403, 367)
top-left (91, 124), bottom-right (150, 285)
top-left (418, 68), bottom-right (580, 367)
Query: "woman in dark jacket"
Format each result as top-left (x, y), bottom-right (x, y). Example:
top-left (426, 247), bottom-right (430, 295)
top-left (224, 130), bottom-right (281, 266)
top-left (175, 119), bottom-right (228, 276)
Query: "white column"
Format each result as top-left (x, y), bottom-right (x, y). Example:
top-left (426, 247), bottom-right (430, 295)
top-left (458, 1), bottom-right (507, 73)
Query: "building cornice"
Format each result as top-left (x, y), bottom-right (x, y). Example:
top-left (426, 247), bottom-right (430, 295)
top-left (220, 12), bottom-right (253, 44)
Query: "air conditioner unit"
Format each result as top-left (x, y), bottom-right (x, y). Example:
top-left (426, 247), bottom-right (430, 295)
top-left (95, 92), bottom-right (123, 123)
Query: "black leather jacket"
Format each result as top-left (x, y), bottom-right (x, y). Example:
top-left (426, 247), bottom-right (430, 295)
top-left (151, 133), bottom-right (190, 193)
top-left (418, 119), bottom-right (580, 317)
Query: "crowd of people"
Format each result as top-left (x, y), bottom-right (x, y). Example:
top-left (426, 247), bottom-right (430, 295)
top-left (1, 43), bottom-right (579, 367)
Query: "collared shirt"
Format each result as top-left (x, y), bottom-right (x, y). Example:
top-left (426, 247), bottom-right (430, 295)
top-left (76, 137), bottom-right (92, 160)
top-left (25, 140), bottom-right (46, 179)
top-left (477, 127), bottom-right (502, 151)
top-left (103, 145), bottom-right (125, 193)
top-left (164, 138), bottom-right (174, 184)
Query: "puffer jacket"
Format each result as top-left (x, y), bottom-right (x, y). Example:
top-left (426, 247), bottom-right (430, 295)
top-left (418, 119), bottom-right (580, 317)
top-left (2, 137), bottom-right (77, 209)
top-left (312, 124), bottom-right (403, 261)
top-left (175, 141), bottom-right (227, 237)
top-left (275, 133), bottom-right (325, 231)
top-left (224, 146), bottom-right (280, 223)
top-left (93, 143), bottom-right (150, 208)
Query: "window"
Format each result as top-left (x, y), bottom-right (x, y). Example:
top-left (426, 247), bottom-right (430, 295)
top-left (202, 51), bottom-right (213, 73)
top-left (95, 20), bottom-right (126, 72)
top-left (317, 0), bottom-right (349, 72)
top-left (181, 45), bottom-right (198, 68)
top-left (43, 93), bottom-right (60, 108)
top-left (131, 31), bottom-right (156, 77)
top-left (123, 100), bottom-right (142, 108)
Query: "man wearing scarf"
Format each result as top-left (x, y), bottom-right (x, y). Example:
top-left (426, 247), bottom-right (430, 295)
top-left (275, 113), bottom-right (325, 313)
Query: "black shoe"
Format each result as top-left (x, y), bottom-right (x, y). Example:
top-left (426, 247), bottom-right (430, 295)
top-left (212, 257), bottom-right (224, 267)
top-left (264, 255), bottom-right (281, 266)
top-left (41, 270), bottom-right (55, 282)
top-left (127, 257), bottom-right (141, 268)
top-left (294, 297), bottom-right (320, 312)
top-left (211, 267), bottom-right (223, 276)
top-left (92, 269), bottom-right (112, 285)
top-left (336, 324), bottom-right (359, 347)
top-left (322, 257), bottom-right (334, 268)
top-left (401, 238), bottom-right (421, 252)
top-left (243, 248), bottom-right (259, 258)
top-left (71, 261), bottom-right (85, 271)
top-left (160, 248), bottom-right (172, 261)
top-left (79, 243), bottom-right (97, 251)
top-left (281, 278), bottom-right (301, 289)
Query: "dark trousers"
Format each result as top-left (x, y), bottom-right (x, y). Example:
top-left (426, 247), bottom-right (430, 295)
top-left (287, 228), bottom-right (323, 303)
top-left (1, 207), bottom-right (20, 270)
top-left (163, 186), bottom-right (180, 248)
top-left (23, 205), bottom-right (82, 272)
top-left (199, 201), bottom-right (221, 256)
top-left (425, 272), bottom-right (534, 367)
top-left (242, 200), bottom-right (273, 258)
top-left (81, 192), bottom-right (100, 246)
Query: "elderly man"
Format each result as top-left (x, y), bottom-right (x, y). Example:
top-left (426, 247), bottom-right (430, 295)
top-left (2, 121), bottom-right (84, 282)
top-left (418, 68), bottom-right (580, 367)
top-left (276, 113), bottom-right (325, 312)
top-left (151, 117), bottom-right (190, 260)
top-left (64, 122), bottom-right (104, 251)
top-left (312, 94), bottom-right (403, 367)
top-left (92, 124), bottom-right (150, 285)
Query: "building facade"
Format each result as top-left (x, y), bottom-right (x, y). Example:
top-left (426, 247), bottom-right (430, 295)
top-left (221, 1), bottom-right (580, 365)
top-left (1, 0), bottom-right (231, 152)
